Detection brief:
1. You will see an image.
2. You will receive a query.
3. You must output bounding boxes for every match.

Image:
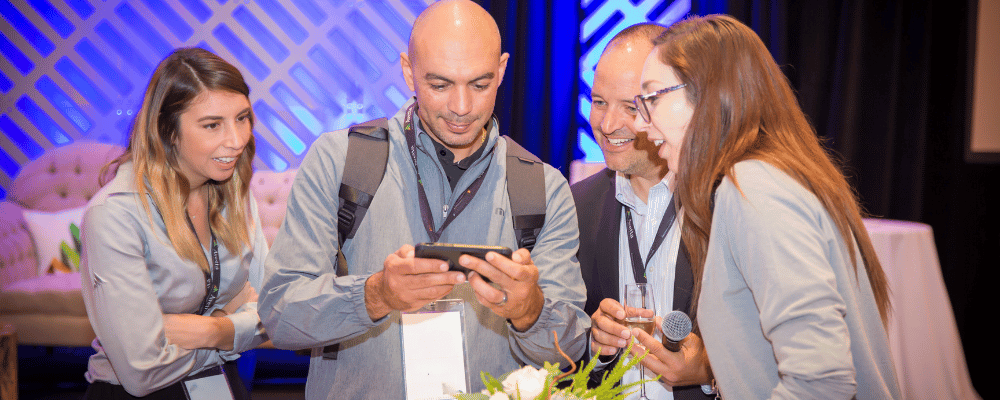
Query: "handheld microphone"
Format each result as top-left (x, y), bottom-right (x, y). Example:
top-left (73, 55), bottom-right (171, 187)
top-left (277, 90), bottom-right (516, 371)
top-left (660, 310), bottom-right (692, 352)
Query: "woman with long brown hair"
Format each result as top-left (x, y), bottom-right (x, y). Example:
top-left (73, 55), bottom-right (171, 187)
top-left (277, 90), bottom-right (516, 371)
top-left (628, 15), bottom-right (901, 398)
top-left (80, 47), bottom-right (267, 399)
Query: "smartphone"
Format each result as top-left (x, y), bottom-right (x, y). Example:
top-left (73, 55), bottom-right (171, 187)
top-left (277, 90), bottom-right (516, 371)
top-left (414, 242), bottom-right (513, 276)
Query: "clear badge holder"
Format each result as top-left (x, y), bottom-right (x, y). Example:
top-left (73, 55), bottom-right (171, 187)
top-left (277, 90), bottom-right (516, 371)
top-left (400, 299), bottom-right (470, 400)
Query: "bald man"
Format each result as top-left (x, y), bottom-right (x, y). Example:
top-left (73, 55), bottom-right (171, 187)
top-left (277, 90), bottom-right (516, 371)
top-left (572, 24), bottom-right (715, 399)
top-left (259, 1), bottom-right (588, 398)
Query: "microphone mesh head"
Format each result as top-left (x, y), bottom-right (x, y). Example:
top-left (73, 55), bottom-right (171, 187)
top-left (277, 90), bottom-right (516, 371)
top-left (661, 310), bottom-right (693, 342)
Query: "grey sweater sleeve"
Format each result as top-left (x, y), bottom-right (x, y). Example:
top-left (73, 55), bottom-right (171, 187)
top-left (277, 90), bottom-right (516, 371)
top-left (258, 133), bottom-right (386, 350)
top-left (506, 164), bottom-right (591, 366)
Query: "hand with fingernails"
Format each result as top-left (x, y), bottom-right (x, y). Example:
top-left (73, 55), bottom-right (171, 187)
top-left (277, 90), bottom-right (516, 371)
top-left (589, 298), bottom-right (632, 356)
top-left (626, 315), bottom-right (712, 387)
top-left (364, 244), bottom-right (467, 320)
top-left (459, 248), bottom-right (545, 332)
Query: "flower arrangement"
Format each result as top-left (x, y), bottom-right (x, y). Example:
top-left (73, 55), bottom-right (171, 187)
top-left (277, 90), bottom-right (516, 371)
top-left (456, 331), bottom-right (651, 400)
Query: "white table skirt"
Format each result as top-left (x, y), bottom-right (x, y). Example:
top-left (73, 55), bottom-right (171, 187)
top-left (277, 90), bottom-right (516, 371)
top-left (863, 219), bottom-right (980, 400)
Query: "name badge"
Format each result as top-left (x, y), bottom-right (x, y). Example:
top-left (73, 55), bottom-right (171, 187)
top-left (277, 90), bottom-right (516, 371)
top-left (182, 366), bottom-right (235, 400)
top-left (401, 299), bottom-right (468, 400)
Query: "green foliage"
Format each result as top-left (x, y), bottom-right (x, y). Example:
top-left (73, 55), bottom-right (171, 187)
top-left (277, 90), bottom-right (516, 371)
top-left (456, 340), bottom-right (656, 400)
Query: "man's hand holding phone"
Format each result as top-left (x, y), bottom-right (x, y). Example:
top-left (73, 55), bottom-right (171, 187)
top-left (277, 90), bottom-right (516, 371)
top-left (459, 248), bottom-right (545, 332)
top-left (364, 244), bottom-right (467, 320)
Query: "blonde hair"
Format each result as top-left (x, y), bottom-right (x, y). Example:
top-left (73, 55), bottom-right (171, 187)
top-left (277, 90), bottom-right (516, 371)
top-left (103, 47), bottom-right (255, 273)
top-left (654, 15), bottom-right (891, 326)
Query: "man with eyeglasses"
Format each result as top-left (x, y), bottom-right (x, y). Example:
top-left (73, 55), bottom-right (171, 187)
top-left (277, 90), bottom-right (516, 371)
top-left (571, 23), bottom-right (716, 399)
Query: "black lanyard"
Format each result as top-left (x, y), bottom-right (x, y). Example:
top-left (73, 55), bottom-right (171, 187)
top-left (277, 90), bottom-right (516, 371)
top-left (624, 196), bottom-right (677, 284)
top-left (188, 217), bottom-right (221, 316)
top-left (401, 103), bottom-right (491, 242)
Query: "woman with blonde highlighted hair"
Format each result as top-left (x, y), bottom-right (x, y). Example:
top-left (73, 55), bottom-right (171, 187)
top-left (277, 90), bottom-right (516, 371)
top-left (80, 47), bottom-right (267, 399)
top-left (627, 15), bottom-right (901, 398)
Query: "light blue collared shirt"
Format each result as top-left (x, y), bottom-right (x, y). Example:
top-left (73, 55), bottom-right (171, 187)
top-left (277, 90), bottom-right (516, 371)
top-left (615, 171), bottom-right (681, 400)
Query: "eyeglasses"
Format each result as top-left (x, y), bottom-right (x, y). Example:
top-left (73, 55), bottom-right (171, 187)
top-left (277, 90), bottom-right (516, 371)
top-left (633, 83), bottom-right (687, 123)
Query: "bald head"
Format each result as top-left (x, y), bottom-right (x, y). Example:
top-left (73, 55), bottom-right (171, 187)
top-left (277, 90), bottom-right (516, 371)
top-left (408, 0), bottom-right (502, 65)
top-left (603, 23), bottom-right (666, 57)
top-left (590, 22), bottom-right (669, 183)
top-left (400, 0), bottom-right (509, 161)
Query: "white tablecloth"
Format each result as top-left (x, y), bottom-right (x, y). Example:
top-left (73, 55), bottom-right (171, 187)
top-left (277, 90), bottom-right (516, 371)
top-left (863, 219), bottom-right (980, 400)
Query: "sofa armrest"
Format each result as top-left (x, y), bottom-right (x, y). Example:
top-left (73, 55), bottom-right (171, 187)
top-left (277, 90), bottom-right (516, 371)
top-left (0, 201), bottom-right (39, 289)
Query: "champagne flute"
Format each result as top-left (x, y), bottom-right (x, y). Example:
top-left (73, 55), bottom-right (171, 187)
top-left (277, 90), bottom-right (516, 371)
top-left (623, 283), bottom-right (655, 400)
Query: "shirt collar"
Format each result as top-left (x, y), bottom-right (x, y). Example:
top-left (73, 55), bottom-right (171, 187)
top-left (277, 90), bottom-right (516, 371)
top-left (614, 171), bottom-right (675, 212)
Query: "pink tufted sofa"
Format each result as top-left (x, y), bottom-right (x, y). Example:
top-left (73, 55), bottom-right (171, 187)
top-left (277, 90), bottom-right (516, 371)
top-left (0, 142), bottom-right (124, 347)
top-left (0, 141), bottom-right (298, 347)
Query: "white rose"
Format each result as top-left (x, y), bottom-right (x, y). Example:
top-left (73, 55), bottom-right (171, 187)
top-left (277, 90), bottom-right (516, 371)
top-left (488, 392), bottom-right (509, 400)
top-left (501, 366), bottom-right (548, 399)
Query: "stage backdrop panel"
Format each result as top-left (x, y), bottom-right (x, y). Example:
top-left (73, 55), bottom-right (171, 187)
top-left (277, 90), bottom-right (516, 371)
top-left (0, 0), bottom-right (432, 198)
top-left (577, 0), bottom-right (689, 163)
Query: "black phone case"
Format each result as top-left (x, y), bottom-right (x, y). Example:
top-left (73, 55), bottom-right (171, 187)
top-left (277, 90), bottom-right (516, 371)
top-left (414, 242), bottom-right (513, 275)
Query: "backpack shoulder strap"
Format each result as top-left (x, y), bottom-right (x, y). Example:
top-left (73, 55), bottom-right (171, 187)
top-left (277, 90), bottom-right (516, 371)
top-left (502, 136), bottom-right (546, 251)
top-left (337, 118), bottom-right (390, 276)
top-left (325, 117), bottom-right (389, 360)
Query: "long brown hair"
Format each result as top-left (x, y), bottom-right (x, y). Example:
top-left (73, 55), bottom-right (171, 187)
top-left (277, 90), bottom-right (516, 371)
top-left (654, 15), bottom-right (891, 325)
top-left (103, 47), bottom-right (256, 273)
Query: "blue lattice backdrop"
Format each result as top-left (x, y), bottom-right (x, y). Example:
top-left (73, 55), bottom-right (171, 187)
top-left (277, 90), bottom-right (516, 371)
top-left (0, 0), bottom-right (431, 198)
top-left (578, 0), bottom-right (690, 162)
top-left (1, 0), bottom-right (688, 199)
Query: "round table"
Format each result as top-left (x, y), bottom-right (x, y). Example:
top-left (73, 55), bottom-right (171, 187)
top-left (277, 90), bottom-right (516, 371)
top-left (863, 219), bottom-right (980, 400)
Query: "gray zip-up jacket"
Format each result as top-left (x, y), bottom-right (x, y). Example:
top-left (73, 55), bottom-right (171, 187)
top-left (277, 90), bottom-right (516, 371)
top-left (259, 98), bottom-right (589, 399)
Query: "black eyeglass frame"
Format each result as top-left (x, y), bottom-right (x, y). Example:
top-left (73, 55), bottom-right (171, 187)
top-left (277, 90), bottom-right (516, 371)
top-left (634, 83), bottom-right (687, 123)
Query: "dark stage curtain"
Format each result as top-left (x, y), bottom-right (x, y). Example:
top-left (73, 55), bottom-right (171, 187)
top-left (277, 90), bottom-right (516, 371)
top-left (478, 0), bottom-right (581, 174)
top-left (693, 0), bottom-right (995, 396)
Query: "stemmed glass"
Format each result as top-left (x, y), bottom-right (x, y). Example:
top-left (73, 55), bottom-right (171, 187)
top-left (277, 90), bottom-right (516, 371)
top-left (623, 283), bottom-right (656, 400)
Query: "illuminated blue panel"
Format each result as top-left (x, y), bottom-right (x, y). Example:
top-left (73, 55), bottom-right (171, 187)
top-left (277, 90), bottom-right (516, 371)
top-left (328, 28), bottom-right (380, 83)
top-left (384, 85), bottom-right (407, 109)
top-left (289, 63), bottom-right (343, 117)
top-left (16, 96), bottom-right (71, 145)
top-left (36, 75), bottom-right (93, 133)
top-left (55, 57), bottom-right (112, 114)
top-left (65, 0), bottom-right (94, 19)
top-left (0, 0), bottom-right (55, 56)
top-left (367, 0), bottom-right (411, 42)
top-left (254, 0), bottom-right (307, 44)
top-left (195, 40), bottom-right (215, 54)
top-left (213, 24), bottom-right (270, 80)
top-left (399, 0), bottom-right (427, 17)
top-left (75, 38), bottom-right (133, 96)
top-left (307, 46), bottom-right (362, 99)
top-left (577, 0), bottom-right (691, 163)
top-left (0, 115), bottom-right (44, 159)
top-left (270, 82), bottom-right (322, 136)
top-left (252, 134), bottom-right (288, 172)
top-left (95, 21), bottom-right (153, 77)
top-left (141, 0), bottom-right (194, 41)
top-left (26, 0), bottom-right (75, 38)
top-left (0, 70), bottom-right (11, 93)
top-left (233, 5), bottom-right (289, 62)
top-left (578, 129), bottom-right (602, 162)
top-left (255, 101), bottom-right (306, 155)
top-left (348, 10), bottom-right (397, 63)
top-left (115, 2), bottom-right (172, 59)
top-left (0, 148), bottom-right (18, 179)
top-left (290, 0), bottom-right (326, 26)
top-left (115, 116), bottom-right (132, 141)
top-left (178, 0), bottom-right (211, 23)
top-left (0, 32), bottom-right (33, 74)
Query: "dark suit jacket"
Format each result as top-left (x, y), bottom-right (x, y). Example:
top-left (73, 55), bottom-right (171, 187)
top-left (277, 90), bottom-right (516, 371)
top-left (571, 168), bottom-right (710, 399)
